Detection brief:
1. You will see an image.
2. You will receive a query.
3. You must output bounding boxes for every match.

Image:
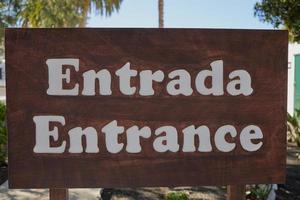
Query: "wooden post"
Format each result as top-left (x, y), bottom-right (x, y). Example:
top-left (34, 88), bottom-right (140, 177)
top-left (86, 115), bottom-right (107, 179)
top-left (227, 185), bottom-right (246, 200)
top-left (49, 188), bottom-right (69, 200)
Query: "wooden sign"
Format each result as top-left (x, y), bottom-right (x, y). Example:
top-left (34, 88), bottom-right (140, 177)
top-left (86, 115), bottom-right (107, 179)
top-left (6, 28), bottom-right (287, 189)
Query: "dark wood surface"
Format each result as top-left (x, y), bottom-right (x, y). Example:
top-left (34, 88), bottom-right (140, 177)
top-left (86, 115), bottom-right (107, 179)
top-left (5, 28), bottom-right (287, 188)
top-left (49, 188), bottom-right (68, 200)
top-left (227, 185), bottom-right (245, 200)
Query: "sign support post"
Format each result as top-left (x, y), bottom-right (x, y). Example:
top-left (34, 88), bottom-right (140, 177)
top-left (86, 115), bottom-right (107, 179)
top-left (49, 188), bottom-right (68, 200)
top-left (227, 185), bottom-right (246, 200)
top-left (48, 186), bottom-right (246, 199)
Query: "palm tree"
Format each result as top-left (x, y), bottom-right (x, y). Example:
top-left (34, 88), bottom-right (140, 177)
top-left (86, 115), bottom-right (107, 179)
top-left (18, 0), bottom-right (123, 28)
top-left (0, 0), bottom-right (122, 61)
top-left (158, 0), bottom-right (164, 28)
top-left (79, 0), bottom-right (123, 27)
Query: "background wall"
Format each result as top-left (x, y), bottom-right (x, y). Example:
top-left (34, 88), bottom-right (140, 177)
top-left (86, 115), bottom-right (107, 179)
top-left (288, 43), bottom-right (300, 114)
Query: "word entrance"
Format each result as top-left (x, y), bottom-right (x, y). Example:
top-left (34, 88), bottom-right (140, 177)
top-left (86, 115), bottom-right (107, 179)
top-left (33, 116), bottom-right (263, 154)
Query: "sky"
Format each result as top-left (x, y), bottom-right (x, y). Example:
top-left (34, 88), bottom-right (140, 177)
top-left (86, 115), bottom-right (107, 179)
top-left (88, 0), bottom-right (274, 29)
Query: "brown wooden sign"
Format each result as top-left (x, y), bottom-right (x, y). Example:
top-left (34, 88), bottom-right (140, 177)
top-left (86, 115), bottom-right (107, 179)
top-left (6, 28), bottom-right (287, 189)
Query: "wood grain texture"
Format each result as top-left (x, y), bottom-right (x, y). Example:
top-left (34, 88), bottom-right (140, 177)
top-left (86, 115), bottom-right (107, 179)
top-left (49, 188), bottom-right (68, 200)
top-left (227, 185), bottom-right (245, 200)
top-left (5, 28), bottom-right (287, 188)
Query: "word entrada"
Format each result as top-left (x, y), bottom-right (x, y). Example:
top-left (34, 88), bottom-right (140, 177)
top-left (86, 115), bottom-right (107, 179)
top-left (46, 59), bottom-right (253, 96)
top-left (32, 58), bottom-right (263, 154)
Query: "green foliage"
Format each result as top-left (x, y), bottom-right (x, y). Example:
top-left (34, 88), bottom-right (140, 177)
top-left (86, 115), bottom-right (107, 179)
top-left (254, 0), bottom-right (300, 42)
top-left (248, 185), bottom-right (271, 200)
top-left (0, 0), bottom-right (21, 59)
top-left (6, 0), bottom-right (122, 28)
top-left (18, 0), bottom-right (86, 27)
top-left (287, 109), bottom-right (300, 146)
top-left (0, 102), bottom-right (7, 166)
top-left (0, 0), bottom-right (21, 27)
top-left (90, 0), bottom-right (123, 17)
top-left (166, 192), bottom-right (189, 200)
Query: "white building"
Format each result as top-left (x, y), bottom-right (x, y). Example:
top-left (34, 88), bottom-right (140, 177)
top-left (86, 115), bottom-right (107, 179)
top-left (288, 43), bottom-right (300, 114)
top-left (0, 60), bottom-right (5, 101)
